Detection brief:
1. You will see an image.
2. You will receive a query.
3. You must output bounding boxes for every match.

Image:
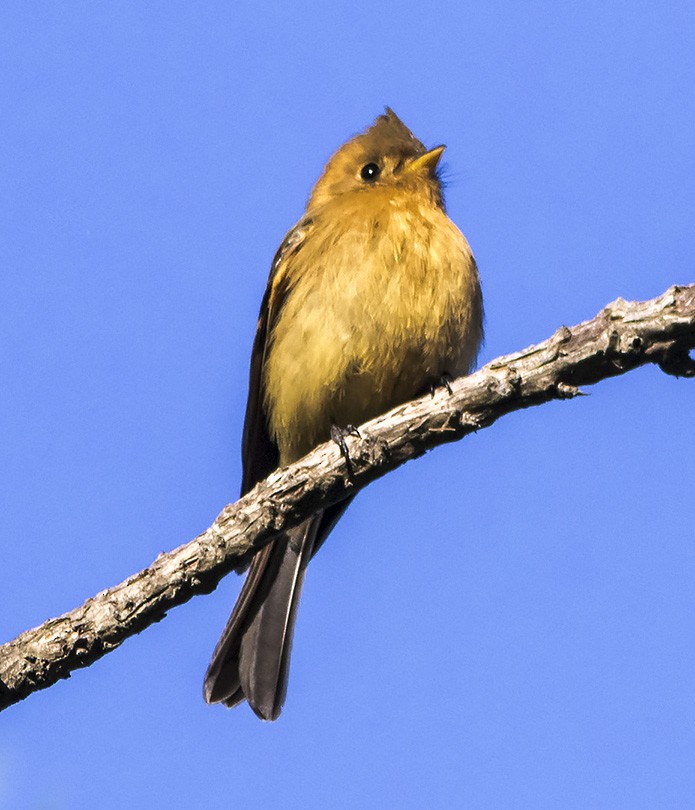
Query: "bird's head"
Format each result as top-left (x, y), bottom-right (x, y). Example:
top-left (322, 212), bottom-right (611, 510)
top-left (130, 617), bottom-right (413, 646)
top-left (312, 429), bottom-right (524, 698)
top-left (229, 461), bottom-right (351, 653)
top-left (307, 108), bottom-right (446, 212)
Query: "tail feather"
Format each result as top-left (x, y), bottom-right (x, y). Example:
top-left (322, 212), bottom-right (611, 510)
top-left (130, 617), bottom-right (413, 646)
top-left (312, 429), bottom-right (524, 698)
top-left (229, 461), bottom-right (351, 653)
top-left (204, 517), bottom-right (319, 720)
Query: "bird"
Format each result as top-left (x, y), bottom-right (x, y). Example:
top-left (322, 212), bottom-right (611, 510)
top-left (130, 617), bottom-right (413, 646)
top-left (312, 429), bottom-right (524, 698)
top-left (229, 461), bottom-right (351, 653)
top-left (204, 108), bottom-right (483, 720)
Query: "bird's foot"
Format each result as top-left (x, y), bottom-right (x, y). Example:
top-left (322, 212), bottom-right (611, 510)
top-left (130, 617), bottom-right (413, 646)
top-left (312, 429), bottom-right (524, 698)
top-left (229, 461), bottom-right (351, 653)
top-left (429, 372), bottom-right (454, 397)
top-left (330, 424), bottom-right (361, 483)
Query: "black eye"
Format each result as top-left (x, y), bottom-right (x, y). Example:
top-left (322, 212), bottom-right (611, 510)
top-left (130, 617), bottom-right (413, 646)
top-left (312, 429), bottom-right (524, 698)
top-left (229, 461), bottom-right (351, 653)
top-left (360, 162), bottom-right (381, 182)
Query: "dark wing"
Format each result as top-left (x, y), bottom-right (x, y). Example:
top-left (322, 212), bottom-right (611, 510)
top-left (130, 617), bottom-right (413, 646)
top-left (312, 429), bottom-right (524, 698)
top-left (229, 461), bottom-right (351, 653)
top-left (240, 218), bottom-right (311, 495)
top-left (239, 214), bottom-right (353, 557)
top-left (204, 218), bottom-right (315, 715)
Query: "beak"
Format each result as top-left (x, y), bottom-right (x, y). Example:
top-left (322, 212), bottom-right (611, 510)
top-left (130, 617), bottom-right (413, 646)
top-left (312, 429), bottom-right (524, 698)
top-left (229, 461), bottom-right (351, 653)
top-left (405, 145), bottom-right (446, 175)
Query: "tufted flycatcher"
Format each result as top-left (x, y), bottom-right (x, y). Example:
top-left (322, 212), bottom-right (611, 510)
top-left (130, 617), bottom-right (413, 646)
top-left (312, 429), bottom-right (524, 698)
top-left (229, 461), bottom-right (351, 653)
top-left (204, 108), bottom-right (483, 720)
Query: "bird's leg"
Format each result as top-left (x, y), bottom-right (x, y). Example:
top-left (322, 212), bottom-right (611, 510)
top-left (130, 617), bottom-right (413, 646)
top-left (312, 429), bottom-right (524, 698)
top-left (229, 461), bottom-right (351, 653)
top-left (428, 371), bottom-right (454, 397)
top-left (330, 424), bottom-right (361, 483)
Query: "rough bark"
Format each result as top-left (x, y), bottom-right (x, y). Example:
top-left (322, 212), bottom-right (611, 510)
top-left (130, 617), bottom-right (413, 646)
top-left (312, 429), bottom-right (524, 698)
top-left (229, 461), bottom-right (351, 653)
top-left (1, 284), bottom-right (693, 712)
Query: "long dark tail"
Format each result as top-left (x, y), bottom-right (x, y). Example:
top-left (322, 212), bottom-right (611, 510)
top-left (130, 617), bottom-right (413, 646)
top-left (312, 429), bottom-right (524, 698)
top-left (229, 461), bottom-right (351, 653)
top-left (203, 516), bottom-right (320, 721)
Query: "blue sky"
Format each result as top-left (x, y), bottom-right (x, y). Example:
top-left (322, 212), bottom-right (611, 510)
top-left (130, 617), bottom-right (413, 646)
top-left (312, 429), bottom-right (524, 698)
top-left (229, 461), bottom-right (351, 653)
top-left (1, 2), bottom-right (694, 808)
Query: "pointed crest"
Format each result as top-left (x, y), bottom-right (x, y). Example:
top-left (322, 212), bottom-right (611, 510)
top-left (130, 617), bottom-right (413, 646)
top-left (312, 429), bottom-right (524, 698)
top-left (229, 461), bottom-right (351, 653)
top-left (358, 107), bottom-right (427, 159)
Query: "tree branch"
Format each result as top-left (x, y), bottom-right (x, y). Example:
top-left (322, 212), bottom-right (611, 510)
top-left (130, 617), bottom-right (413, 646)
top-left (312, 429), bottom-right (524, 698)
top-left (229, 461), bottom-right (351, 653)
top-left (1, 284), bottom-right (694, 712)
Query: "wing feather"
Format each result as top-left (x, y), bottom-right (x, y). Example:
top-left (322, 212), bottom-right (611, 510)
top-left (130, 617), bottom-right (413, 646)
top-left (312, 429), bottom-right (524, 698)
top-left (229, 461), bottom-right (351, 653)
top-left (240, 218), bottom-right (311, 494)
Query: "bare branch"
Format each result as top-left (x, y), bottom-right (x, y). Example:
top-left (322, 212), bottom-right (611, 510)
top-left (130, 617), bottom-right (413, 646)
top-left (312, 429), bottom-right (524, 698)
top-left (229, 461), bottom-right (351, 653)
top-left (1, 284), bottom-right (693, 712)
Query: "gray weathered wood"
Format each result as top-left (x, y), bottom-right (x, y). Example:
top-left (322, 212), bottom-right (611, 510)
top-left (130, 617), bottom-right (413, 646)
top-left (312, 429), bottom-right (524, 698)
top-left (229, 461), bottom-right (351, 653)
top-left (1, 284), bottom-right (693, 712)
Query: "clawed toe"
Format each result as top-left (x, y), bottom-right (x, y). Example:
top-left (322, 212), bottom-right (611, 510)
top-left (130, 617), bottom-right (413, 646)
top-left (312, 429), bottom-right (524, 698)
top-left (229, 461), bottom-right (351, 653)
top-left (330, 424), bottom-right (360, 482)
top-left (429, 372), bottom-right (454, 397)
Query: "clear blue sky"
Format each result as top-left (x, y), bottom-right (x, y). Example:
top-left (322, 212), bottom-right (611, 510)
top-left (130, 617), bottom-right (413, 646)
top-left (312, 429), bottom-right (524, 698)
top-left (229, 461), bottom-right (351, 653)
top-left (2, 2), bottom-right (694, 808)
